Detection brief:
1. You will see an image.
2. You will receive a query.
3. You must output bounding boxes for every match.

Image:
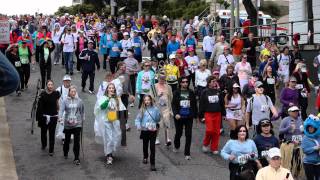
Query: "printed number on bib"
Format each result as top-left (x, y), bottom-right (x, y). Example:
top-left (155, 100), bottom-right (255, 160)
top-left (180, 100), bottom-right (190, 108)
top-left (208, 95), bottom-right (219, 103)
top-left (112, 46), bottom-right (119, 51)
top-left (146, 121), bottom-right (157, 131)
top-left (168, 75), bottom-right (177, 81)
top-left (134, 43), bottom-right (140, 47)
top-left (15, 61), bottom-right (21, 67)
top-left (237, 154), bottom-right (250, 164)
top-left (295, 84), bottom-right (303, 90)
top-left (292, 135), bottom-right (303, 142)
top-left (260, 105), bottom-right (268, 112)
top-left (267, 78), bottom-right (275, 85)
top-left (261, 150), bottom-right (269, 157)
top-left (157, 53), bottom-right (164, 59)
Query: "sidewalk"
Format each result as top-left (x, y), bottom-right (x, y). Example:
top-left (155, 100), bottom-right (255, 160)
top-left (0, 97), bottom-right (18, 180)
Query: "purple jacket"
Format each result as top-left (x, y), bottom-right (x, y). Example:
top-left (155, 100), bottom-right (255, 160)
top-left (280, 87), bottom-right (299, 108)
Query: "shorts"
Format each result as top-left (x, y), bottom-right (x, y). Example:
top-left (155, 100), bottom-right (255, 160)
top-left (278, 73), bottom-right (289, 83)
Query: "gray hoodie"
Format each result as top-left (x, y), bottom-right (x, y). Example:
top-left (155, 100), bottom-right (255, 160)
top-left (59, 96), bottom-right (85, 129)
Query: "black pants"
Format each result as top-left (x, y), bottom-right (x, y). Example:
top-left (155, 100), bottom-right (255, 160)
top-left (103, 54), bottom-right (108, 70)
top-left (35, 46), bottom-right (41, 62)
top-left (174, 118), bottom-right (193, 156)
top-left (16, 69), bottom-right (23, 91)
top-left (129, 74), bottom-right (137, 96)
top-left (188, 72), bottom-right (195, 88)
top-left (109, 57), bottom-right (120, 74)
top-left (247, 56), bottom-right (256, 70)
top-left (21, 64), bottom-right (30, 89)
top-left (75, 51), bottom-right (82, 71)
top-left (304, 163), bottom-right (320, 180)
top-left (41, 119), bottom-right (57, 153)
top-left (120, 94), bottom-right (129, 146)
top-left (63, 127), bottom-right (81, 160)
top-left (140, 130), bottom-right (157, 165)
top-left (229, 162), bottom-right (240, 180)
top-left (40, 63), bottom-right (51, 89)
top-left (299, 97), bottom-right (308, 120)
top-left (81, 71), bottom-right (95, 91)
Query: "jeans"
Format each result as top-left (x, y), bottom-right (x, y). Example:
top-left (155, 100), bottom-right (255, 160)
top-left (53, 43), bottom-right (61, 64)
top-left (174, 117), bottom-right (193, 156)
top-left (81, 71), bottom-right (95, 91)
top-left (41, 118), bottom-right (57, 153)
top-left (140, 130), bottom-right (157, 165)
top-left (63, 127), bottom-right (81, 160)
top-left (63, 52), bottom-right (74, 74)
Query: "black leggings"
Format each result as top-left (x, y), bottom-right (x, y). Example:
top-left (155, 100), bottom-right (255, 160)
top-left (140, 130), bottom-right (157, 165)
top-left (109, 57), bottom-right (121, 74)
top-left (41, 119), bottom-right (57, 153)
top-left (130, 74), bottom-right (137, 96)
top-left (40, 64), bottom-right (52, 89)
top-left (304, 163), bottom-right (320, 180)
top-left (63, 127), bottom-right (81, 160)
top-left (21, 64), bottom-right (30, 89)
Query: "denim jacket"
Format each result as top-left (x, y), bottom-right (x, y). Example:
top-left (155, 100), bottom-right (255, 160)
top-left (135, 106), bottom-right (161, 131)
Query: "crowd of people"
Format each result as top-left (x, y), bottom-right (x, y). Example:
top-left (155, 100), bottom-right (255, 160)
top-left (2, 12), bottom-right (320, 179)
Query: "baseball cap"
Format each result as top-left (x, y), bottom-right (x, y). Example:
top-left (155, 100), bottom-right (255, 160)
top-left (176, 49), bottom-right (183, 54)
top-left (63, 75), bottom-right (72, 81)
top-left (288, 106), bottom-right (300, 112)
top-left (259, 119), bottom-right (271, 126)
top-left (233, 83), bottom-right (240, 88)
top-left (255, 81), bottom-right (264, 88)
top-left (88, 40), bottom-right (94, 44)
top-left (187, 47), bottom-right (194, 52)
top-left (268, 147), bottom-right (281, 159)
top-left (120, 24), bottom-right (126, 30)
top-left (169, 54), bottom-right (176, 59)
top-left (123, 32), bottom-right (129, 36)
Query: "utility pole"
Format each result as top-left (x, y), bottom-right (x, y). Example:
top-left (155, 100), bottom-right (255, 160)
top-left (235, 0), bottom-right (240, 31)
top-left (111, 0), bottom-right (117, 16)
top-left (138, 0), bottom-right (142, 18)
top-left (230, 0), bottom-right (235, 42)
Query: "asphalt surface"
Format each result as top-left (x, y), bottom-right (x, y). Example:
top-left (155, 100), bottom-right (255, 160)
top-left (5, 48), bottom-right (316, 180)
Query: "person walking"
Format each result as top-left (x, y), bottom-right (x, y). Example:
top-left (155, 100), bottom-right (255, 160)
top-left (58, 86), bottom-right (84, 165)
top-left (79, 40), bottom-right (100, 94)
top-left (94, 83), bottom-right (126, 165)
top-left (61, 26), bottom-right (77, 75)
top-left (200, 76), bottom-right (225, 154)
top-left (5, 44), bottom-right (23, 96)
top-left (172, 77), bottom-right (197, 160)
top-left (135, 95), bottom-right (161, 171)
top-left (39, 40), bottom-right (55, 89)
top-left (36, 80), bottom-right (60, 156)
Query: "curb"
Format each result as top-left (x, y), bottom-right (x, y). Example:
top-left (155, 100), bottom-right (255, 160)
top-left (0, 98), bottom-right (18, 180)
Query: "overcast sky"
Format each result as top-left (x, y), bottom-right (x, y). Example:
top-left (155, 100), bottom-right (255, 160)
top-left (0, 0), bottom-right (72, 15)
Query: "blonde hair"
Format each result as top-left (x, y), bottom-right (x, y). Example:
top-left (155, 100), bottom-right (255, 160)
top-left (139, 95), bottom-right (155, 115)
top-left (68, 85), bottom-right (77, 97)
top-left (199, 59), bottom-right (207, 66)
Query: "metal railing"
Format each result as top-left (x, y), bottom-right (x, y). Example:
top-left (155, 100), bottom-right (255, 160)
top-left (212, 18), bottom-right (320, 46)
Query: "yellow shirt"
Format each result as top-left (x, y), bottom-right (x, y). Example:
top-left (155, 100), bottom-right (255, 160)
top-left (164, 64), bottom-right (180, 83)
top-left (260, 48), bottom-right (271, 62)
top-left (256, 166), bottom-right (294, 180)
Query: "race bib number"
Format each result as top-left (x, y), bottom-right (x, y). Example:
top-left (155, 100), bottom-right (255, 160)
top-left (180, 100), bottom-right (190, 108)
top-left (261, 105), bottom-right (269, 112)
top-left (292, 135), bottom-right (303, 142)
top-left (15, 61), bottom-right (21, 67)
top-left (157, 53), bottom-right (164, 59)
top-left (145, 28), bottom-right (150, 32)
top-left (295, 84), bottom-right (303, 90)
top-left (146, 121), bottom-right (157, 131)
top-left (208, 95), bottom-right (219, 103)
top-left (159, 96), bottom-right (167, 106)
top-left (267, 78), bottom-right (275, 85)
top-left (237, 154), bottom-right (250, 164)
top-left (112, 46), bottom-right (119, 51)
top-left (67, 115), bottom-right (78, 125)
top-left (187, 44), bottom-right (194, 48)
top-left (261, 150), bottom-right (269, 157)
top-left (134, 43), bottom-right (140, 47)
top-left (168, 75), bottom-right (177, 81)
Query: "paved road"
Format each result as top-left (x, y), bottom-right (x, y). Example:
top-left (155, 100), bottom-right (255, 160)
top-left (5, 56), bottom-right (232, 180)
top-left (5, 48), bottom-right (315, 180)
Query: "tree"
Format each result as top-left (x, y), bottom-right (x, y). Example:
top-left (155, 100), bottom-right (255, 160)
top-left (307, 0), bottom-right (314, 44)
top-left (242, 0), bottom-right (258, 36)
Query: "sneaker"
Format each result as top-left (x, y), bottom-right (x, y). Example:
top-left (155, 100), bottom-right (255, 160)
top-left (126, 123), bottom-right (131, 131)
top-left (155, 138), bottom-right (160, 145)
top-left (173, 148), bottom-right (179, 153)
top-left (150, 165), bottom-right (156, 171)
top-left (70, 72), bottom-right (74, 76)
top-left (73, 159), bottom-right (80, 165)
top-left (142, 158), bottom-right (148, 164)
top-left (202, 146), bottom-right (209, 153)
top-left (88, 90), bottom-right (95, 94)
top-left (166, 140), bottom-right (172, 147)
top-left (185, 156), bottom-right (192, 160)
top-left (49, 152), bottom-right (54, 156)
top-left (129, 103), bottom-right (134, 107)
top-left (212, 151), bottom-right (219, 155)
top-left (16, 91), bottom-right (21, 96)
top-left (106, 157), bottom-right (113, 165)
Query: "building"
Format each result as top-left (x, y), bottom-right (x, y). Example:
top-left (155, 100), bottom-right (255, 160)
top-left (289, 0), bottom-right (320, 44)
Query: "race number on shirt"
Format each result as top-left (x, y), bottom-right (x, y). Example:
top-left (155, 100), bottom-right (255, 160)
top-left (180, 100), bottom-right (190, 108)
top-left (208, 95), bottom-right (219, 103)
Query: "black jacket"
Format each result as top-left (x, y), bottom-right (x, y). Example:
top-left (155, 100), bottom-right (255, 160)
top-left (39, 42), bottom-right (55, 67)
top-left (172, 89), bottom-right (198, 119)
top-left (199, 88), bottom-right (226, 118)
top-left (219, 74), bottom-right (239, 94)
top-left (79, 48), bottom-right (100, 72)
